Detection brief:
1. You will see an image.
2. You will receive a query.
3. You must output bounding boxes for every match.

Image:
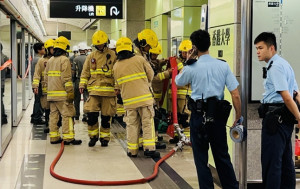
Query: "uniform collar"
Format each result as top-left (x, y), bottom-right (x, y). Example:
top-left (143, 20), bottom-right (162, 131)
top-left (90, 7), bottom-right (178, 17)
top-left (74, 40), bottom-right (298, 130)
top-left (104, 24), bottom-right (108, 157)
top-left (266, 54), bottom-right (279, 67)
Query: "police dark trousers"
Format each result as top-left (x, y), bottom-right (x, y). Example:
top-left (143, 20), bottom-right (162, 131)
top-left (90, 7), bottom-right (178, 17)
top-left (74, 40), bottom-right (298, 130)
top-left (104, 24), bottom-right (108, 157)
top-left (73, 79), bottom-right (81, 118)
top-left (189, 106), bottom-right (238, 189)
top-left (261, 109), bottom-right (295, 189)
top-left (31, 85), bottom-right (43, 121)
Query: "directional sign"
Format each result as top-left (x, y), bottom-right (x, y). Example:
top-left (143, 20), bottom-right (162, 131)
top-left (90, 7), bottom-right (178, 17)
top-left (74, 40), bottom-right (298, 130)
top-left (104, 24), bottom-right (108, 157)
top-left (50, 0), bottom-right (123, 19)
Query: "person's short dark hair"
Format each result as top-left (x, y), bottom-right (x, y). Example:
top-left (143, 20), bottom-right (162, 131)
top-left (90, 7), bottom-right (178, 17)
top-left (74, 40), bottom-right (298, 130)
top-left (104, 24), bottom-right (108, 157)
top-left (190, 29), bottom-right (211, 52)
top-left (33, 43), bottom-right (44, 54)
top-left (254, 32), bottom-right (277, 51)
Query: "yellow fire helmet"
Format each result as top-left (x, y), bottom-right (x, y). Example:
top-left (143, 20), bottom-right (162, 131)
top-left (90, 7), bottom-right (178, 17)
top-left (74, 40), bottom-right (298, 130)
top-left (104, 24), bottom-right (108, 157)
top-left (116, 37), bottom-right (133, 53)
top-left (54, 36), bottom-right (70, 51)
top-left (137, 29), bottom-right (158, 49)
top-left (179, 40), bottom-right (192, 52)
top-left (44, 38), bottom-right (55, 49)
top-left (149, 42), bottom-right (162, 55)
top-left (92, 30), bottom-right (109, 46)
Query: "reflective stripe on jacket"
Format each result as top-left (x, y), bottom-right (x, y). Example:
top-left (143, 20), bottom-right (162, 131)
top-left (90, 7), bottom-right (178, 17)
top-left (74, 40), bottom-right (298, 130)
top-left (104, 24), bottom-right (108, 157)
top-left (32, 57), bottom-right (50, 95)
top-left (45, 55), bottom-right (73, 101)
top-left (79, 48), bottom-right (117, 96)
top-left (113, 55), bottom-right (154, 109)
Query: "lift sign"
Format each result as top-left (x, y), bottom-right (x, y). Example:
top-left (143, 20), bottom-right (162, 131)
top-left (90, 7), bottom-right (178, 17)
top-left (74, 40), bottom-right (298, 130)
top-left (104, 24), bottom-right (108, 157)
top-left (50, 0), bottom-right (123, 19)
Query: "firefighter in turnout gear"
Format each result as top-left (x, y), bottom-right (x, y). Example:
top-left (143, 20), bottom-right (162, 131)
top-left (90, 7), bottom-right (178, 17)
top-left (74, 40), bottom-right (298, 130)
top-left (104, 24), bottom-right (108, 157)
top-left (79, 30), bottom-right (117, 147)
top-left (133, 29), bottom-right (158, 61)
top-left (149, 43), bottom-right (172, 149)
top-left (113, 37), bottom-right (160, 158)
top-left (72, 43), bottom-right (88, 120)
top-left (169, 40), bottom-right (193, 143)
top-left (45, 36), bottom-right (82, 145)
top-left (32, 38), bottom-right (55, 133)
top-left (133, 29), bottom-right (158, 148)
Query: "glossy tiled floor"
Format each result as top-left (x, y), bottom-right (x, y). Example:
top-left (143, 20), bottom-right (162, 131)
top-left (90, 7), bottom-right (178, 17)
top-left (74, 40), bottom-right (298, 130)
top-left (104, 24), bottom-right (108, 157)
top-left (4, 100), bottom-right (300, 188)
top-left (0, 100), bottom-right (207, 189)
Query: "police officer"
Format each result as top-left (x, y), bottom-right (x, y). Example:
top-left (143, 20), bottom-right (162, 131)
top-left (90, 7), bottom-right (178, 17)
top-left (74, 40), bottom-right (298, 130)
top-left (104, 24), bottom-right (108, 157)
top-left (254, 32), bottom-right (300, 189)
top-left (79, 30), bottom-right (117, 147)
top-left (32, 38), bottom-right (55, 133)
top-left (113, 37), bottom-right (159, 158)
top-left (31, 42), bottom-right (46, 125)
top-left (175, 29), bottom-right (241, 189)
top-left (0, 43), bottom-right (9, 125)
top-left (72, 43), bottom-right (87, 120)
top-left (45, 36), bottom-right (82, 145)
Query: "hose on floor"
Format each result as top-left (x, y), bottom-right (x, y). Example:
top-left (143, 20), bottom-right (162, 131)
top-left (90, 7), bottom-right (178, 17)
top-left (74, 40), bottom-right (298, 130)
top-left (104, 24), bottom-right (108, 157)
top-left (50, 142), bottom-right (176, 186)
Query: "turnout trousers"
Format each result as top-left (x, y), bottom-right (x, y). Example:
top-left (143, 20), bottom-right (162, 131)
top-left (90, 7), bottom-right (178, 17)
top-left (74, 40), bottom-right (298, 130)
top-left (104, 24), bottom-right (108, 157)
top-left (49, 101), bottom-right (76, 142)
top-left (125, 105), bottom-right (156, 155)
top-left (84, 95), bottom-right (116, 141)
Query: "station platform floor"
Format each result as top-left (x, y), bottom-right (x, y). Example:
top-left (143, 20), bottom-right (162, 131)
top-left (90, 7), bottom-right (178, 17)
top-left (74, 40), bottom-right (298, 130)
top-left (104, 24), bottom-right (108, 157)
top-left (0, 99), bottom-right (214, 189)
top-left (4, 99), bottom-right (300, 188)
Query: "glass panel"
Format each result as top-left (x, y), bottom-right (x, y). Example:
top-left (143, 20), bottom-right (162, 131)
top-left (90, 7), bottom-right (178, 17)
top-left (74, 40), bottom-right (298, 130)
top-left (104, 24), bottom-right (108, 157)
top-left (0, 9), bottom-right (12, 156)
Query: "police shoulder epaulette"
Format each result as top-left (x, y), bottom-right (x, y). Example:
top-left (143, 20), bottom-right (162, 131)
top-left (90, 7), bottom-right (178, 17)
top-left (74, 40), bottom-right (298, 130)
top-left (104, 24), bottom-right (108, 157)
top-left (185, 59), bottom-right (197, 65)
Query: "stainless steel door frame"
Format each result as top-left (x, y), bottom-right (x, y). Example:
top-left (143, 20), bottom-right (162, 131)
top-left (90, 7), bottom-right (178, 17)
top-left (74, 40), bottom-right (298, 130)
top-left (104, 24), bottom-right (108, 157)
top-left (21, 28), bottom-right (27, 110)
top-left (11, 19), bottom-right (17, 127)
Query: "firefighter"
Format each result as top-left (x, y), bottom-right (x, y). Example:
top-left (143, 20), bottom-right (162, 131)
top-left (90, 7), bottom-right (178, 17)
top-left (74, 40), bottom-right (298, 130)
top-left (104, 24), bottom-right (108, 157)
top-left (45, 36), bottom-right (82, 145)
top-left (113, 37), bottom-right (160, 158)
top-left (79, 30), bottom-right (117, 147)
top-left (168, 40), bottom-right (193, 143)
top-left (133, 29), bottom-right (158, 147)
top-left (72, 43), bottom-right (88, 120)
top-left (149, 43), bottom-right (172, 149)
top-left (133, 29), bottom-right (158, 61)
top-left (32, 38), bottom-right (55, 133)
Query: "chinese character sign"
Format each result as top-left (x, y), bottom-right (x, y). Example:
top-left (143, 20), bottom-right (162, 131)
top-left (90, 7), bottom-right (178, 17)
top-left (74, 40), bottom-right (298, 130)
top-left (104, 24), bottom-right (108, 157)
top-left (212, 28), bottom-right (231, 46)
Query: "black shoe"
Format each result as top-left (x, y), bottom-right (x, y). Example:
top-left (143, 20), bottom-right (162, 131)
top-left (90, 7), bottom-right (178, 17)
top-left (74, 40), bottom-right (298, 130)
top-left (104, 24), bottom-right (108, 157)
top-left (158, 136), bottom-right (163, 141)
top-left (82, 117), bottom-right (87, 122)
top-left (155, 142), bottom-right (166, 149)
top-left (44, 128), bottom-right (49, 133)
top-left (169, 136), bottom-right (179, 144)
top-left (50, 138), bottom-right (63, 144)
top-left (64, 139), bottom-right (82, 145)
top-left (144, 150), bottom-right (160, 158)
top-left (127, 152), bottom-right (137, 157)
top-left (88, 138), bottom-right (98, 147)
top-left (100, 140), bottom-right (109, 147)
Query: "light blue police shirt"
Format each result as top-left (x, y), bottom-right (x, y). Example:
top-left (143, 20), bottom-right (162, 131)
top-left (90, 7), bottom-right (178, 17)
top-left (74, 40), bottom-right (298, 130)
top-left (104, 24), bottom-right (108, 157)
top-left (175, 54), bottom-right (239, 101)
top-left (262, 54), bottom-right (299, 103)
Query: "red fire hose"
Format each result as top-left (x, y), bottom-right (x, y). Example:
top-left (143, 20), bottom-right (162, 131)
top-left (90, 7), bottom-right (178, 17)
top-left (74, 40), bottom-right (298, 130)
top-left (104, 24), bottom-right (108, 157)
top-left (50, 57), bottom-right (187, 186)
top-left (50, 142), bottom-right (176, 186)
top-left (166, 57), bottom-right (178, 138)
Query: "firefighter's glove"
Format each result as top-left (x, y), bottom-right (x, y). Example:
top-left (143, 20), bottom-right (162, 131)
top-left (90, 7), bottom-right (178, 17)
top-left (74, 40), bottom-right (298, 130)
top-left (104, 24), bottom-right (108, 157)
top-left (67, 92), bottom-right (74, 103)
top-left (117, 94), bottom-right (123, 105)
